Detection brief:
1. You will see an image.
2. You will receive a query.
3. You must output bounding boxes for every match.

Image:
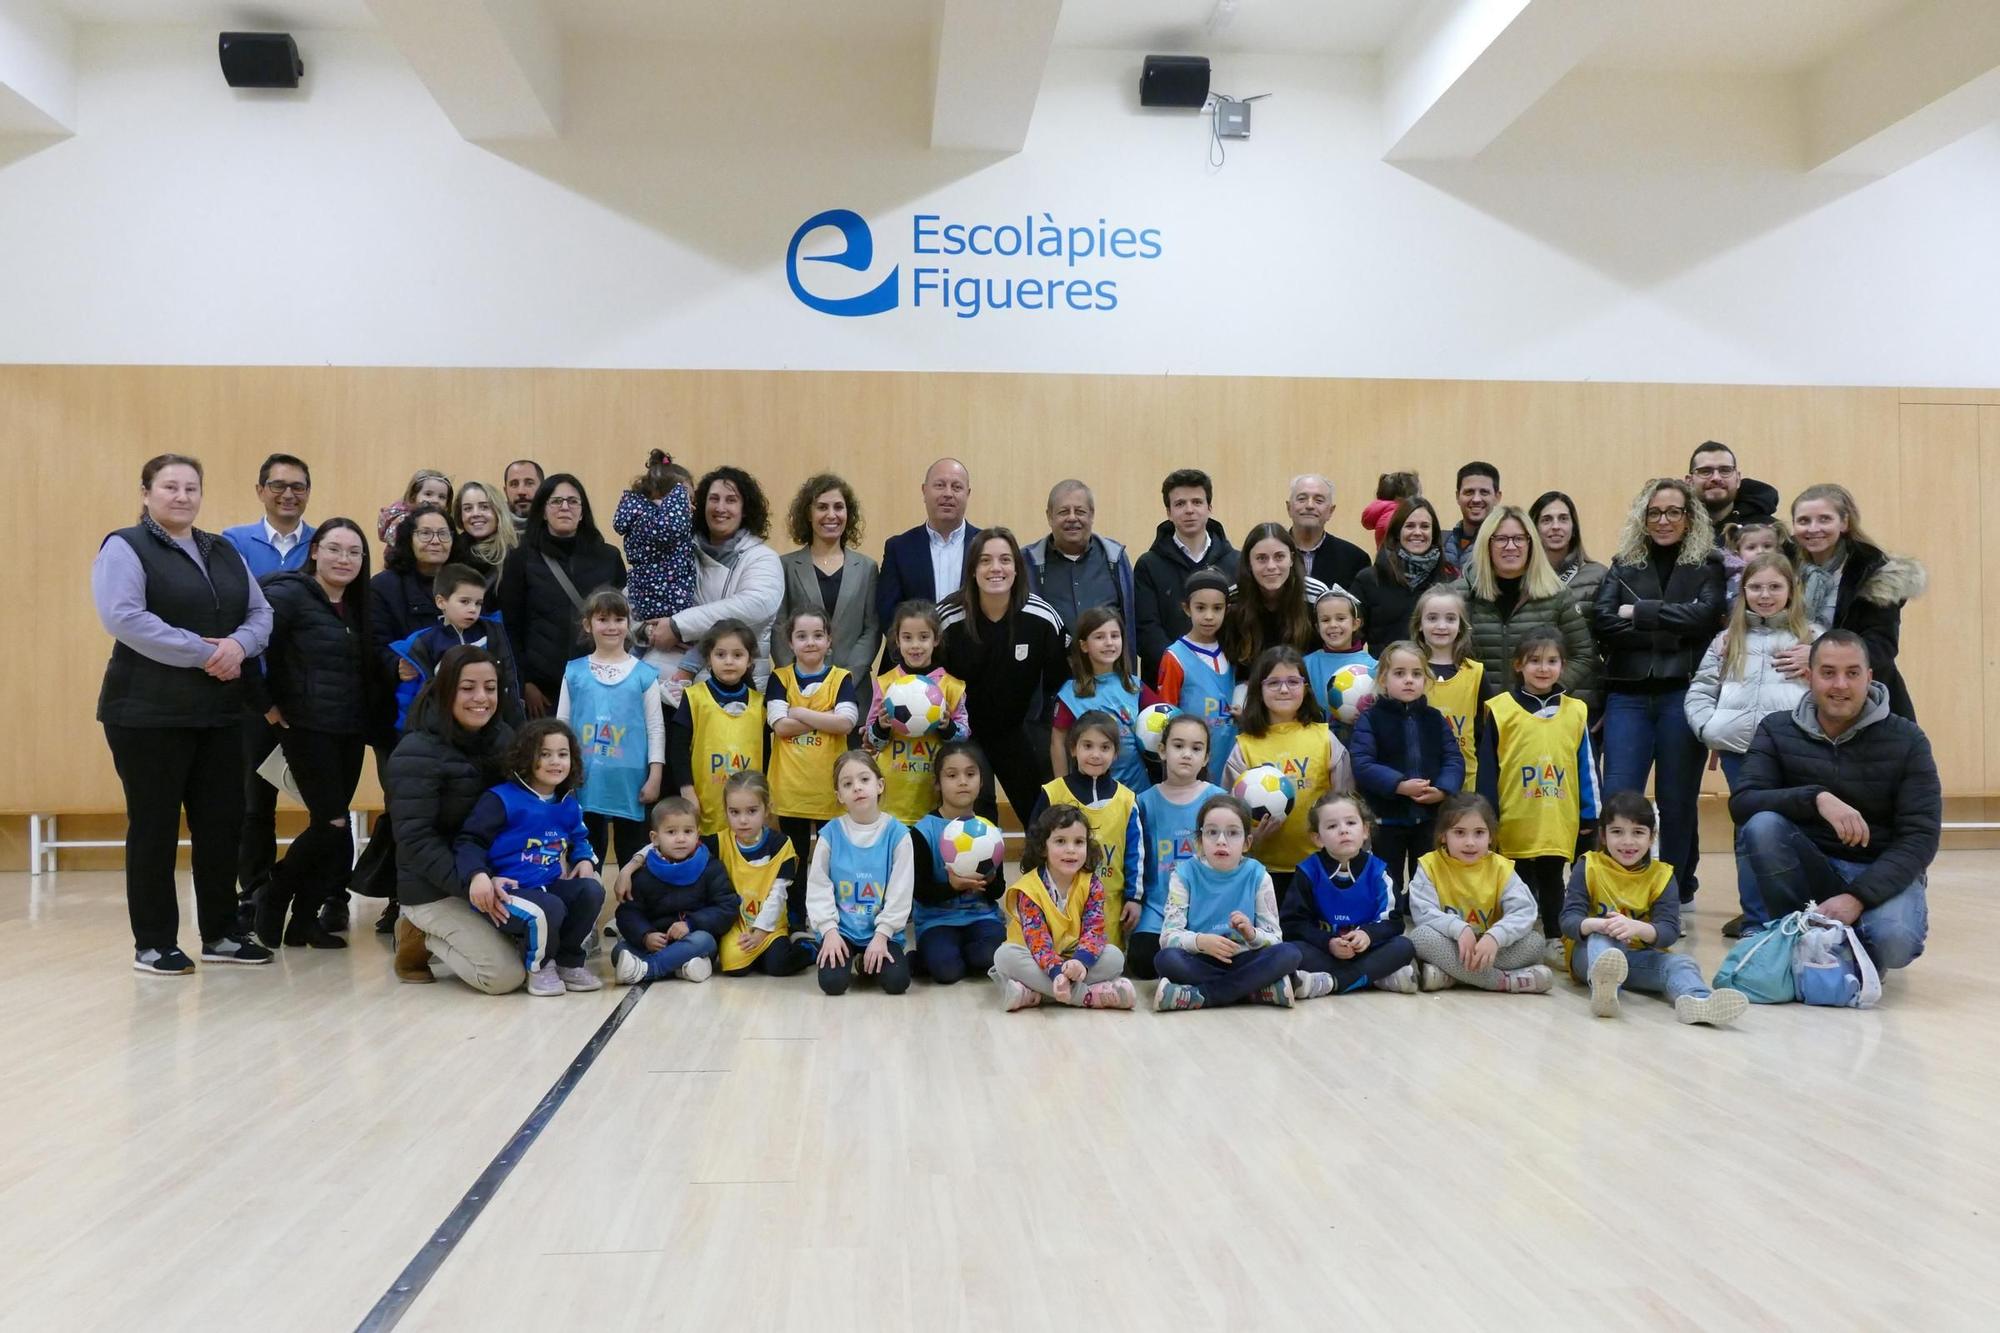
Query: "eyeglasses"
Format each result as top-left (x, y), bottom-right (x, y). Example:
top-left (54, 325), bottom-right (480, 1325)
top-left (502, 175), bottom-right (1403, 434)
top-left (546, 496), bottom-right (583, 509)
top-left (1264, 677), bottom-right (1305, 691)
top-left (262, 480), bottom-right (309, 494)
top-left (1490, 534), bottom-right (1529, 548)
top-left (412, 529), bottom-right (452, 544)
top-left (1690, 466), bottom-right (1736, 479)
top-left (1645, 507), bottom-right (1688, 523)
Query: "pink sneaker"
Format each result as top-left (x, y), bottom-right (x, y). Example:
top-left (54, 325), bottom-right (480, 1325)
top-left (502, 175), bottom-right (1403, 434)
top-left (1081, 978), bottom-right (1135, 1010)
top-left (1000, 978), bottom-right (1041, 1012)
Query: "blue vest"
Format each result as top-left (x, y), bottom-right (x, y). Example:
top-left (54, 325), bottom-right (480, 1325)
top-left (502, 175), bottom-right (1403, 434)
top-left (1305, 648), bottom-right (1374, 734)
top-left (1058, 673), bottom-right (1150, 792)
top-left (1164, 638), bottom-right (1236, 783)
top-left (483, 781), bottom-right (589, 891)
top-left (1295, 852), bottom-right (1395, 932)
top-left (823, 817), bottom-right (910, 946)
top-left (909, 813), bottom-right (1004, 937)
top-left (564, 656), bottom-right (661, 821)
top-left (1180, 857), bottom-right (1266, 937)
top-left (1135, 782), bottom-right (1221, 934)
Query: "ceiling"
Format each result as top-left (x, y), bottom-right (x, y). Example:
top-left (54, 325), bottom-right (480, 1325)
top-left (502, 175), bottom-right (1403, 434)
top-left (1053, 0), bottom-right (1419, 56)
top-left (1583, 0), bottom-right (1912, 74)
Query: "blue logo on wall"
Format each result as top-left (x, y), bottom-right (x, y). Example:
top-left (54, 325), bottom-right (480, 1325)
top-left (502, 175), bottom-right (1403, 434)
top-left (787, 209), bottom-right (899, 317)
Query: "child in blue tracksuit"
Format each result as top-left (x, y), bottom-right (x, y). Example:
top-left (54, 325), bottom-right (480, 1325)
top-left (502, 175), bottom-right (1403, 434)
top-left (1349, 641), bottom-right (1464, 901)
top-left (609, 795), bottom-right (742, 985)
top-left (394, 562), bottom-right (526, 731)
top-left (1282, 792), bottom-right (1420, 997)
top-left (453, 719), bottom-right (604, 996)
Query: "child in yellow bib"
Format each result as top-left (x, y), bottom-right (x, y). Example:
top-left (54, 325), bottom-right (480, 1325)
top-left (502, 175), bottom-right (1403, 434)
top-left (868, 601), bottom-right (969, 824)
top-left (712, 771), bottom-right (814, 977)
top-left (670, 621), bottom-right (766, 837)
top-left (993, 804), bottom-right (1136, 1011)
top-left (1405, 794), bottom-right (1551, 993)
top-left (1561, 791), bottom-right (1747, 1026)
top-left (1223, 646), bottom-right (1353, 889)
top-left (1414, 585), bottom-right (1483, 787)
top-left (768, 609), bottom-right (861, 869)
top-left (1475, 627), bottom-right (1598, 938)
top-left (1034, 711), bottom-right (1143, 951)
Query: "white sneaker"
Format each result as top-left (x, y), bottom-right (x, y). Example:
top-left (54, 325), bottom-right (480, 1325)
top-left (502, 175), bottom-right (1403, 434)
top-left (1542, 937), bottom-right (1566, 970)
top-left (1503, 964), bottom-right (1554, 994)
top-left (1374, 964), bottom-right (1419, 995)
top-left (612, 945), bottom-right (648, 986)
top-left (1417, 962), bottom-right (1454, 992)
top-left (558, 964), bottom-right (602, 992)
top-left (1676, 988), bottom-right (1748, 1027)
top-left (1000, 977), bottom-right (1041, 1011)
top-left (526, 962), bottom-right (564, 996)
top-left (1292, 970), bottom-right (1337, 1000)
top-left (676, 956), bottom-right (713, 983)
top-left (1588, 947), bottom-right (1628, 1018)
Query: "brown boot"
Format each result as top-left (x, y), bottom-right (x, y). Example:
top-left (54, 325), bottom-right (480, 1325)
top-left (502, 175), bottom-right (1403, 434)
top-left (394, 915), bottom-right (435, 984)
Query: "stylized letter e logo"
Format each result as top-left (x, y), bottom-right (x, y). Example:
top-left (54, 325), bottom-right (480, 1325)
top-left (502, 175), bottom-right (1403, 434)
top-left (787, 209), bottom-right (899, 317)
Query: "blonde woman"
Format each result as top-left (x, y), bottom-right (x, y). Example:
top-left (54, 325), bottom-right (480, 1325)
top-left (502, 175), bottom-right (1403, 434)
top-left (454, 479), bottom-right (516, 588)
top-left (1455, 504), bottom-right (1598, 711)
top-left (1791, 483), bottom-right (1926, 720)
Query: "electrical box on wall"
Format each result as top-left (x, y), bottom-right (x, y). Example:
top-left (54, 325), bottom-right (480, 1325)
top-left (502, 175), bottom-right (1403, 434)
top-left (1217, 100), bottom-right (1251, 138)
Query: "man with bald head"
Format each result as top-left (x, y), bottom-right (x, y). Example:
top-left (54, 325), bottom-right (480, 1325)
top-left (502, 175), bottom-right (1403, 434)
top-left (876, 456), bottom-right (982, 636)
top-left (1286, 474), bottom-right (1369, 590)
top-left (1024, 479), bottom-right (1136, 645)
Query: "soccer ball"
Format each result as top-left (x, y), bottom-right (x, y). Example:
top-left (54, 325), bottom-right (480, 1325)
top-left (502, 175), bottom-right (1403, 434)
top-left (1327, 664), bottom-right (1377, 725)
top-left (1232, 764), bottom-right (1297, 827)
top-left (939, 816), bottom-right (1006, 880)
top-left (1134, 702), bottom-right (1180, 754)
top-left (882, 675), bottom-right (946, 737)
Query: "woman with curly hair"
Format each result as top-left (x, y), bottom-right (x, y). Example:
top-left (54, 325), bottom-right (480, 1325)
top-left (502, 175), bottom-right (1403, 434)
top-left (647, 466), bottom-right (784, 690)
top-left (772, 472), bottom-right (880, 681)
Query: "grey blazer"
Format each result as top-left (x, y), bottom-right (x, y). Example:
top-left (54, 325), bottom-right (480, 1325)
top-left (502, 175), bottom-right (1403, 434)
top-left (772, 546), bottom-right (882, 684)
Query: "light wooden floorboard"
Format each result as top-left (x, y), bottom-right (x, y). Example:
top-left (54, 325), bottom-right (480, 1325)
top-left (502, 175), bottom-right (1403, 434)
top-left (4, 855), bottom-right (1996, 1332)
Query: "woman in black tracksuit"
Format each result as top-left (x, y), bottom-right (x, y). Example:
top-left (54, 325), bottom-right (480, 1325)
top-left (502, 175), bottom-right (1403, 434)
top-left (938, 527), bottom-right (1071, 825)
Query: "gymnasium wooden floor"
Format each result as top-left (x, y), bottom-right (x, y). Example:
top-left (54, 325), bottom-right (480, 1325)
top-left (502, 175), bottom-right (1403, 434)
top-left (3, 853), bottom-right (1994, 1333)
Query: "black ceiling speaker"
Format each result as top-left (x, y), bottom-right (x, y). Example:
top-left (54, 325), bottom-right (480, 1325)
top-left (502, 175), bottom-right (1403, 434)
top-left (1140, 55), bottom-right (1210, 108)
top-left (219, 33), bottom-right (303, 89)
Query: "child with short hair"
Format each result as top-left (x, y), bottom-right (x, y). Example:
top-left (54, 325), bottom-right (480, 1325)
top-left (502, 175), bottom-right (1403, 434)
top-left (1476, 626), bottom-right (1598, 940)
top-left (1411, 584), bottom-right (1481, 787)
top-left (1348, 641), bottom-right (1462, 898)
top-left (453, 718), bottom-right (604, 997)
top-left (909, 741), bottom-right (1007, 984)
top-left (1363, 471), bottom-right (1421, 550)
top-left (1283, 792), bottom-right (1420, 997)
top-left (1563, 791), bottom-right (1747, 1026)
top-left (1035, 710), bottom-right (1145, 951)
top-left (392, 561), bottom-right (526, 730)
top-left (557, 588), bottom-right (664, 870)
top-left (994, 804), bottom-right (1136, 1011)
top-left (1304, 585), bottom-right (1374, 740)
top-left (1685, 551), bottom-right (1819, 937)
top-left (1222, 646), bottom-right (1354, 892)
top-left (614, 449), bottom-right (698, 627)
top-left (1153, 794), bottom-right (1303, 1010)
top-left (608, 795), bottom-right (740, 984)
top-left (767, 608), bottom-right (861, 869)
top-left (1406, 793), bottom-right (1551, 993)
top-left (670, 620), bottom-right (767, 837)
top-left (1130, 713), bottom-right (1225, 980)
top-left (807, 752), bottom-right (914, 996)
top-left (712, 772), bottom-right (814, 977)
top-left (867, 600), bottom-right (969, 824)
top-left (1154, 569), bottom-right (1236, 783)
top-left (1053, 606), bottom-right (1162, 792)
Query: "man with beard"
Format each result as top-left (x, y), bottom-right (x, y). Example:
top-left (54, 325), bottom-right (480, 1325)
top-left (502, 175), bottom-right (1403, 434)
top-left (1687, 441), bottom-right (1779, 530)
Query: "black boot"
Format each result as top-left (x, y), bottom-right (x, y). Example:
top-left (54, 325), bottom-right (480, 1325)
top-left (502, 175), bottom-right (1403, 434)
top-left (285, 912), bottom-right (350, 949)
top-left (319, 891), bottom-right (350, 933)
top-left (254, 883), bottom-right (290, 949)
top-left (374, 899), bottom-right (399, 934)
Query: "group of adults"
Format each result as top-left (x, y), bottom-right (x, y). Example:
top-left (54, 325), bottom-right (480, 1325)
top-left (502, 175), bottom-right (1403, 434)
top-left (92, 438), bottom-right (1938, 991)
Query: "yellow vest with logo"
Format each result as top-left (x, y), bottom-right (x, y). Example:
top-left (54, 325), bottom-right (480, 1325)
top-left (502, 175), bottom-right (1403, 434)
top-left (769, 664), bottom-right (852, 821)
top-left (1417, 848), bottom-right (1516, 932)
top-left (876, 667), bottom-right (968, 824)
top-left (1003, 867), bottom-right (1095, 958)
top-left (1487, 692), bottom-right (1589, 859)
top-left (1563, 850), bottom-right (1674, 969)
top-left (715, 833), bottom-right (798, 971)
top-left (1040, 778), bottom-right (1138, 948)
top-left (1234, 722), bottom-right (1336, 875)
top-left (686, 680), bottom-right (766, 836)
top-left (1427, 658), bottom-right (1485, 786)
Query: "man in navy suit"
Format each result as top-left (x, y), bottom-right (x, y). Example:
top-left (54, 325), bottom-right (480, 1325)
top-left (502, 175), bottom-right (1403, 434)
top-left (876, 457), bottom-right (981, 636)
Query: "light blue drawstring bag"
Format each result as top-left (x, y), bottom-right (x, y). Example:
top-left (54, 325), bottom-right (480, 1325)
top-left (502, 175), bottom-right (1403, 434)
top-left (1712, 913), bottom-right (1801, 1004)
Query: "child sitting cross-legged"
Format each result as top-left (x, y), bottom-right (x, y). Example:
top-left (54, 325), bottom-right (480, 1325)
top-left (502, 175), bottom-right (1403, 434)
top-left (1282, 792), bottom-right (1420, 998)
top-left (1152, 794), bottom-right (1304, 1011)
top-left (609, 795), bottom-right (741, 985)
top-left (1405, 792), bottom-right (1552, 994)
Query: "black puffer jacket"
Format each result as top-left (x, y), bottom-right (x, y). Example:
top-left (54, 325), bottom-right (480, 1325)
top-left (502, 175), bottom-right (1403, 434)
top-left (369, 567), bottom-right (439, 679)
top-left (385, 709), bottom-right (513, 908)
top-left (247, 571), bottom-right (371, 736)
top-left (1133, 518), bottom-right (1238, 683)
top-left (497, 538), bottom-right (627, 698)
top-left (1728, 684), bottom-right (1939, 907)
top-left (1353, 558), bottom-right (1443, 656)
top-left (1829, 541), bottom-right (1926, 721)
top-left (1592, 548), bottom-right (1726, 687)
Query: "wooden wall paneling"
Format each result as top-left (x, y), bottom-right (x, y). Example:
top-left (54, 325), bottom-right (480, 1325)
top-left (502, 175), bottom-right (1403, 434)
top-left (1896, 403), bottom-right (1981, 792)
top-left (1983, 407), bottom-right (2000, 793)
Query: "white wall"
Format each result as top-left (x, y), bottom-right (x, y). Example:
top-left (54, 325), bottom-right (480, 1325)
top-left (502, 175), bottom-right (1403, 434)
top-left (1, 25), bottom-right (1997, 385)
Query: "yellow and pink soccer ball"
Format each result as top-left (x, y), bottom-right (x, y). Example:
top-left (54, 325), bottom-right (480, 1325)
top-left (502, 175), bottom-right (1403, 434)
top-left (939, 816), bottom-right (1005, 879)
top-left (1327, 664), bottom-right (1376, 725)
top-left (1231, 764), bottom-right (1297, 826)
top-left (883, 675), bottom-right (946, 737)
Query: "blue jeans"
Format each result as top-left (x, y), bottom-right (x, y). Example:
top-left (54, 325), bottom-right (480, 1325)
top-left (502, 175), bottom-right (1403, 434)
top-left (1717, 752), bottom-right (1766, 928)
top-left (1156, 941), bottom-right (1303, 1007)
top-left (498, 876), bottom-right (606, 969)
top-left (630, 929), bottom-right (718, 980)
top-left (914, 918), bottom-right (1005, 984)
top-left (1568, 932), bottom-right (1709, 1002)
top-left (1739, 811), bottom-right (1929, 970)
top-left (1602, 690), bottom-right (1704, 894)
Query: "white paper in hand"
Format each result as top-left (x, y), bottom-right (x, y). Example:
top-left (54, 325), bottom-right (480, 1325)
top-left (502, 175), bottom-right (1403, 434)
top-left (256, 745), bottom-right (303, 805)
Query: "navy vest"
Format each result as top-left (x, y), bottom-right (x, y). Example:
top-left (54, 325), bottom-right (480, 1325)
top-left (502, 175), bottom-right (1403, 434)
top-left (97, 524), bottom-right (251, 728)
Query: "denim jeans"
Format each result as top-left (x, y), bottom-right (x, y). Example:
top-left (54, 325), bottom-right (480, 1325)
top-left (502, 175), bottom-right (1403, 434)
top-left (1602, 689), bottom-right (1704, 894)
top-left (914, 918), bottom-right (1006, 984)
top-left (1569, 932), bottom-right (1709, 1001)
top-left (1155, 941), bottom-right (1303, 1007)
top-left (630, 928), bottom-right (719, 980)
top-left (1716, 752), bottom-right (1766, 928)
top-left (1738, 811), bottom-right (1929, 970)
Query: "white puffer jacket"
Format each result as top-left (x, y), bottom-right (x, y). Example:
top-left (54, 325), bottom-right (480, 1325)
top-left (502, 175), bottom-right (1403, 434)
top-left (1684, 618), bottom-right (1820, 754)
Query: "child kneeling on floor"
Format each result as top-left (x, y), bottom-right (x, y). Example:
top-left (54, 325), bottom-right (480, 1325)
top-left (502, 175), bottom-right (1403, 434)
top-left (1282, 792), bottom-right (1420, 998)
top-left (808, 752), bottom-right (915, 996)
top-left (1406, 793), bottom-right (1552, 994)
top-left (453, 718), bottom-right (606, 997)
top-left (1562, 790), bottom-right (1747, 1027)
top-left (1153, 793), bottom-right (1303, 1010)
top-left (993, 804), bottom-right (1136, 1012)
top-left (610, 795), bottom-right (741, 985)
